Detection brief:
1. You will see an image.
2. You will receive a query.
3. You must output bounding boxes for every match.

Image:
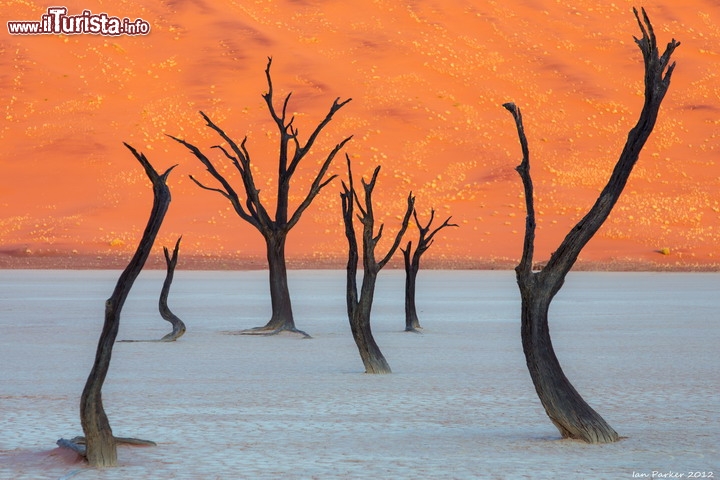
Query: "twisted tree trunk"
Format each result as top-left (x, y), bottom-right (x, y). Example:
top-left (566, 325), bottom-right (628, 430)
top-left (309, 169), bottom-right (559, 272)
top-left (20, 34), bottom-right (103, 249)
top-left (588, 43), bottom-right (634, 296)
top-left (504, 8), bottom-right (679, 443)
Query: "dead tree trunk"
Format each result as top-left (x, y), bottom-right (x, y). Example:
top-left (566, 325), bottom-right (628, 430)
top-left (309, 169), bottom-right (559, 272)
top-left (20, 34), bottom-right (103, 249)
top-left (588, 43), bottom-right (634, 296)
top-left (59, 144), bottom-right (174, 466)
top-left (341, 155), bottom-right (414, 374)
top-left (504, 8), bottom-right (679, 443)
top-left (261, 231), bottom-right (305, 335)
top-left (170, 57), bottom-right (351, 336)
top-left (158, 236), bottom-right (186, 342)
top-left (401, 209), bottom-right (457, 332)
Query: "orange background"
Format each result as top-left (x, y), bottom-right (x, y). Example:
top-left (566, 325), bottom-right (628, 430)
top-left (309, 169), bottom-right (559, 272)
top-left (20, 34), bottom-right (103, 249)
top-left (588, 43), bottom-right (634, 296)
top-left (1, 1), bottom-right (718, 269)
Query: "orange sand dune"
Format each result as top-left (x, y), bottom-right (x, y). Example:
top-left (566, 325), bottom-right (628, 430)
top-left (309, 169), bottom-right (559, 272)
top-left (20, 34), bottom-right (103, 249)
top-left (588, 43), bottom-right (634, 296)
top-left (1, 1), bottom-right (718, 270)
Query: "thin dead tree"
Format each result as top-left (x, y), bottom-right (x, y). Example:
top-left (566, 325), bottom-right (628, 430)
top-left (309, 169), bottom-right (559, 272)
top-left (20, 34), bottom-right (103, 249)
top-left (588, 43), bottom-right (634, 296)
top-left (158, 236), bottom-right (186, 341)
top-left (341, 155), bottom-right (415, 374)
top-left (504, 8), bottom-right (679, 443)
top-left (58, 144), bottom-right (175, 466)
top-left (118, 236), bottom-right (186, 343)
top-left (401, 208), bottom-right (457, 332)
top-left (170, 57), bottom-right (351, 337)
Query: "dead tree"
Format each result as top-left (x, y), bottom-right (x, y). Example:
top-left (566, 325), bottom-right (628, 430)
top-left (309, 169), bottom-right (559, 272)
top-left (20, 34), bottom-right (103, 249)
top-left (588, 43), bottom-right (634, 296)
top-left (504, 8), bottom-right (679, 443)
top-left (341, 155), bottom-right (415, 374)
top-left (58, 144), bottom-right (174, 466)
top-left (170, 57), bottom-right (351, 337)
top-left (117, 236), bottom-right (186, 343)
top-left (158, 236), bottom-right (186, 341)
top-left (401, 209), bottom-right (457, 332)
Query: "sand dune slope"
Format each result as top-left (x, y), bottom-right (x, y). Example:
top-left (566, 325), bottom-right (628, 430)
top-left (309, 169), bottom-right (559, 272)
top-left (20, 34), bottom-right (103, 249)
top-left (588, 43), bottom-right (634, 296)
top-left (1, 1), bottom-right (719, 269)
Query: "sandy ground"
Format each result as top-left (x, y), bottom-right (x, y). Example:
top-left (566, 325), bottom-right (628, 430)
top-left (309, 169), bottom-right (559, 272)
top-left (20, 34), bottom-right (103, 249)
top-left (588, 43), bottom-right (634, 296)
top-left (1, 1), bottom-right (720, 271)
top-left (0, 269), bottom-right (717, 479)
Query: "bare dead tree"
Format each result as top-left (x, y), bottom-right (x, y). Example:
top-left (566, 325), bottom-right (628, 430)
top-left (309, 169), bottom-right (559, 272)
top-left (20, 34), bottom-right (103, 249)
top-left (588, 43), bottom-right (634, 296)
top-left (504, 8), bottom-right (679, 443)
top-left (169, 57), bottom-right (351, 337)
top-left (57, 144), bottom-right (174, 466)
top-left (341, 155), bottom-right (415, 374)
top-left (401, 209), bottom-right (457, 332)
top-left (117, 236), bottom-right (186, 343)
top-left (158, 236), bottom-right (186, 341)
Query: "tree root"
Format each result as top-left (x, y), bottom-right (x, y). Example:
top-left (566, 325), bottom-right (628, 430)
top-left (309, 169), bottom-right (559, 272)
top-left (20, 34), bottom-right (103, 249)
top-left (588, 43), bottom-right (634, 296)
top-left (117, 336), bottom-right (180, 343)
top-left (57, 436), bottom-right (156, 457)
top-left (118, 327), bottom-right (185, 342)
top-left (224, 325), bottom-right (312, 338)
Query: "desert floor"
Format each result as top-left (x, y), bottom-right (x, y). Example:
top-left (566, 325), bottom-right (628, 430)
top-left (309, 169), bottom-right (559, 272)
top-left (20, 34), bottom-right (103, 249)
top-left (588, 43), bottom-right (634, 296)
top-left (0, 269), bottom-right (717, 479)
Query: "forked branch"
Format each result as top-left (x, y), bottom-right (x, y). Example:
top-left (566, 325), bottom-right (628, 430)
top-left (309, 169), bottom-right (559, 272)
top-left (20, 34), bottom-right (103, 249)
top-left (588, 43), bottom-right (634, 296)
top-left (507, 7), bottom-right (680, 278)
top-left (404, 208), bottom-right (458, 257)
top-left (287, 134), bottom-right (354, 230)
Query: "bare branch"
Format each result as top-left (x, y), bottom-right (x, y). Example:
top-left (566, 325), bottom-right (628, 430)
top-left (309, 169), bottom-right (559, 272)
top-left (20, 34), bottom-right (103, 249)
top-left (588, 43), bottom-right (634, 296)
top-left (286, 135), bottom-right (353, 230)
top-left (287, 96), bottom-right (353, 178)
top-left (200, 113), bottom-right (273, 228)
top-left (188, 175), bottom-right (232, 199)
top-left (373, 224), bottom-right (385, 246)
top-left (163, 236), bottom-right (181, 267)
top-left (197, 112), bottom-right (267, 222)
top-left (378, 191), bottom-right (415, 269)
top-left (422, 213), bottom-right (458, 250)
top-left (542, 8), bottom-right (679, 276)
top-left (356, 165), bottom-right (381, 224)
top-left (415, 208), bottom-right (434, 232)
top-left (167, 134), bottom-right (261, 229)
top-left (262, 57), bottom-right (287, 131)
top-left (124, 143), bottom-right (176, 183)
top-left (198, 112), bottom-right (249, 166)
top-left (343, 154), bottom-right (355, 199)
top-left (211, 145), bottom-right (244, 176)
top-left (503, 103), bottom-right (535, 276)
top-left (340, 160), bottom-right (359, 311)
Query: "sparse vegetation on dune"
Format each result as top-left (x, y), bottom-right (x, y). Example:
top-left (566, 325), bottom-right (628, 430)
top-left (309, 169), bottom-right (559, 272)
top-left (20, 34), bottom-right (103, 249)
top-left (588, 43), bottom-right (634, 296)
top-left (1, 1), bottom-right (718, 269)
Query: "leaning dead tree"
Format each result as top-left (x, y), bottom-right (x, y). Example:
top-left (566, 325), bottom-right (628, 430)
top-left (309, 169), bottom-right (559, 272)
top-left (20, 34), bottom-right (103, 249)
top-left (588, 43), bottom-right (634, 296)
top-left (401, 208), bottom-right (457, 332)
top-left (504, 8), bottom-right (679, 443)
top-left (57, 144), bottom-right (175, 466)
top-left (341, 155), bottom-right (415, 374)
top-left (170, 57), bottom-right (351, 336)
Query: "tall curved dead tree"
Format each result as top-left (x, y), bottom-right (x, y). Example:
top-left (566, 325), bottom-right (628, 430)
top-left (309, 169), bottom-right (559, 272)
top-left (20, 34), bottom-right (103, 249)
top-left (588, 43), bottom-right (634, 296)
top-left (504, 8), bottom-right (679, 443)
top-left (58, 144), bottom-right (174, 466)
top-left (401, 209), bottom-right (457, 332)
top-left (341, 155), bottom-right (415, 374)
top-left (170, 57), bottom-right (351, 336)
